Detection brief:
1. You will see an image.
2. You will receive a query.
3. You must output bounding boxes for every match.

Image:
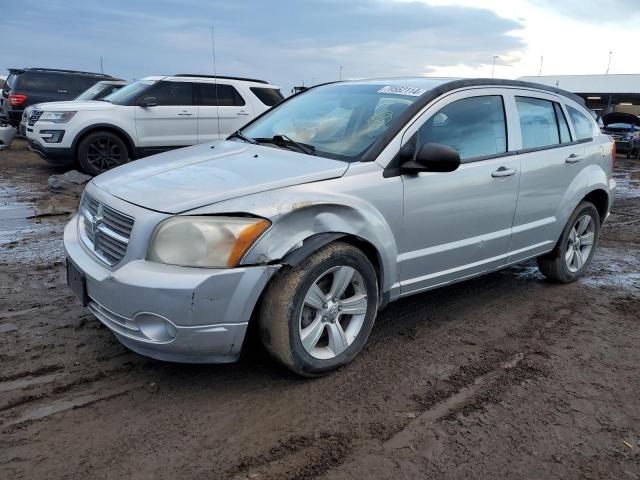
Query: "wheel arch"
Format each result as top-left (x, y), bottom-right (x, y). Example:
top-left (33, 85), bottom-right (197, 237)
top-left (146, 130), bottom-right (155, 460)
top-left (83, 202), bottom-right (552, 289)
top-left (582, 188), bottom-right (609, 224)
top-left (279, 232), bottom-right (387, 309)
top-left (72, 123), bottom-right (136, 162)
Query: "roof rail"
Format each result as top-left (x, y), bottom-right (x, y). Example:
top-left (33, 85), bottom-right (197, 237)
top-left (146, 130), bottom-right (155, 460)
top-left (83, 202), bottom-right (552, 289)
top-left (8, 67), bottom-right (114, 78)
top-left (173, 74), bottom-right (268, 84)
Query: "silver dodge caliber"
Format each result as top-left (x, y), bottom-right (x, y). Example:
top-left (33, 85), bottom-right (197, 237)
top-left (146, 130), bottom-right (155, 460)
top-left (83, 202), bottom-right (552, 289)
top-left (65, 78), bottom-right (616, 376)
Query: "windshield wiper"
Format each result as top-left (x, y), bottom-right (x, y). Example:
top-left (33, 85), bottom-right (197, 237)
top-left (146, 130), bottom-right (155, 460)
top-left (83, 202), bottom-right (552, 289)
top-left (255, 134), bottom-right (316, 155)
top-left (228, 130), bottom-right (257, 144)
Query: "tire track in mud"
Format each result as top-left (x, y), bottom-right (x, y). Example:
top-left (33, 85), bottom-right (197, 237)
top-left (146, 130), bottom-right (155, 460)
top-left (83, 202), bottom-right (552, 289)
top-left (220, 295), bottom-right (580, 479)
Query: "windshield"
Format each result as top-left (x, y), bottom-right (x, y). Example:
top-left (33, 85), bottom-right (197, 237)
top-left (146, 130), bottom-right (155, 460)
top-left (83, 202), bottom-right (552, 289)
top-left (75, 83), bottom-right (106, 101)
top-left (104, 79), bottom-right (156, 105)
top-left (241, 83), bottom-right (424, 159)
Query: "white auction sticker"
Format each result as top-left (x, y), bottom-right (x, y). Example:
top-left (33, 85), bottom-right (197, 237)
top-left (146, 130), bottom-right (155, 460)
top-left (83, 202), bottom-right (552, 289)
top-left (378, 85), bottom-right (428, 97)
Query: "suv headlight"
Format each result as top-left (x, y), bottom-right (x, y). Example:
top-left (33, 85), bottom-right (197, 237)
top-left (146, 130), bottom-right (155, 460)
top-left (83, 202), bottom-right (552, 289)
top-left (40, 111), bottom-right (76, 123)
top-left (147, 216), bottom-right (270, 268)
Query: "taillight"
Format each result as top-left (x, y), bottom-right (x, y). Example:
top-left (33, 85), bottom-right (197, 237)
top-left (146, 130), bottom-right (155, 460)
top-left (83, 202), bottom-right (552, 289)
top-left (611, 139), bottom-right (618, 170)
top-left (8, 94), bottom-right (27, 106)
top-left (611, 137), bottom-right (616, 170)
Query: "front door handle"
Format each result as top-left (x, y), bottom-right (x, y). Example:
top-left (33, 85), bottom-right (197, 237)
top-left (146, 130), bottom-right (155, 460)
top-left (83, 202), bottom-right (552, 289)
top-left (491, 167), bottom-right (517, 178)
top-left (565, 154), bottom-right (584, 164)
top-left (178, 112), bottom-right (193, 116)
top-left (57, 90), bottom-right (68, 94)
top-left (237, 112), bottom-right (250, 116)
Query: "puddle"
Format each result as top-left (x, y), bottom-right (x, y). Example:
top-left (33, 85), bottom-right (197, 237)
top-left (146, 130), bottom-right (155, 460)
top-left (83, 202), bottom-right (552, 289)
top-left (0, 178), bottom-right (77, 264)
top-left (613, 164), bottom-right (640, 199)
top-left (582, 251), bottom-right (640, 290)
top-left (0, 204), bottom-right (37, 246)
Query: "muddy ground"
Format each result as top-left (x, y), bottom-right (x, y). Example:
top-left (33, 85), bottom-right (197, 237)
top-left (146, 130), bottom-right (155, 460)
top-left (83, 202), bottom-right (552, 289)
top-left (1, 139), bottom-right (639, 480)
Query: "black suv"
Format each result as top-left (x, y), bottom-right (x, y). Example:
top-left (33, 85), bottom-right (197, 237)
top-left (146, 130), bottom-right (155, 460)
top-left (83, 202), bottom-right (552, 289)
top-left (0, 68), bottom-right (117, 127)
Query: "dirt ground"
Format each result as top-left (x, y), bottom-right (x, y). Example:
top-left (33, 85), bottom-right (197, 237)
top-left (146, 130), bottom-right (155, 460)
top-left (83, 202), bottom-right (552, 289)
top-left (1, 138), bottom-right (639, 480)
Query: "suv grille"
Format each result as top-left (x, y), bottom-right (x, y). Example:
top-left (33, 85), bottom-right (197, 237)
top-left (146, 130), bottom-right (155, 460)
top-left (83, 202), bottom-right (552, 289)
top-left (28, 110), bottom-right (43, 126)
top-left (80, 194), bottom-right (135, 265)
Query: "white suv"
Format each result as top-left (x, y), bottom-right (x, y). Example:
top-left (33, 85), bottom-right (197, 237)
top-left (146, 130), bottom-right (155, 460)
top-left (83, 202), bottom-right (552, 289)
top-left (25, 75), bottom-right (283, 175)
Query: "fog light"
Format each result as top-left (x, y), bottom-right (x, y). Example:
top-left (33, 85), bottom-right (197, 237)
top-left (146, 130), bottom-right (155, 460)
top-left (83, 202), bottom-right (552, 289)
top-left (134, 312), bottom-right (177, 342)
top-left (40, 129), bottom-right (65, 143)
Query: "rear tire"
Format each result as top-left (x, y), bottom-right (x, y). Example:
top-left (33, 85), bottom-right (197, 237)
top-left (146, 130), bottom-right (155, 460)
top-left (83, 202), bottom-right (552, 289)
top-left (537, 201), bottom-right (600, 283)
top-left (259, 242), bottom-right (378, 377)
top-left (77, 130), bottom-right (129, 176)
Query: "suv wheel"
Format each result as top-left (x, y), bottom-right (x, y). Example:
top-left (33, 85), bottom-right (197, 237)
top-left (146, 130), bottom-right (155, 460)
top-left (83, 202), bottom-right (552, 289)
top-left (537, 201), bottom-right (600, 283)
top-left (77, 131), bottom-right (129, 175)
top-left (259, 242), bottom-right (378, 376)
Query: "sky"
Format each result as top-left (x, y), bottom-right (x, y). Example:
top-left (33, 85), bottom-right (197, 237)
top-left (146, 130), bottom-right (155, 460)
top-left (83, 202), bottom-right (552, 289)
top-left (2, 0), bottom-right (640, 94)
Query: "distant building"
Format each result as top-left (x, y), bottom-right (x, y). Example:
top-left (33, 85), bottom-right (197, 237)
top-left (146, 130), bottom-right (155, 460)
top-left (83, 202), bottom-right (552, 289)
top-left (518, 74), bottom-right (640, 117)
top-left (292, 86), bottom-right (309, 94)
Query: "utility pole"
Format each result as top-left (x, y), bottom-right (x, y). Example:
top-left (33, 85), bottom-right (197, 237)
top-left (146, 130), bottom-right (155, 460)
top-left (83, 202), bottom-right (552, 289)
top-left (339, 65), bottom-right (343, 81)
top-left (538, 56), bottom-right (543, 76)
top-left (100, 56), bottom-right (103, 74)
top-left (606, 50), bottom-right (613, 74)
top-left (491, 56), bottom-right (498, 79)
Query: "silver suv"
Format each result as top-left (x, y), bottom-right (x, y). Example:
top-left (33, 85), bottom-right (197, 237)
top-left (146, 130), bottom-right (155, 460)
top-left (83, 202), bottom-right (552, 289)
top-left (64, 78), bottom-right (616, 376)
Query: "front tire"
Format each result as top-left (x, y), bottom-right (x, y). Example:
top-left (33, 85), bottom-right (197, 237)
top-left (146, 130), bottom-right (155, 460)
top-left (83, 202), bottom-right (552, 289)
top-left (77, 130), bottom-right (129, 176)
top-left (537, 201), bottom-right (600, 283)
top-left (259, 242), bottom-right (378, 377)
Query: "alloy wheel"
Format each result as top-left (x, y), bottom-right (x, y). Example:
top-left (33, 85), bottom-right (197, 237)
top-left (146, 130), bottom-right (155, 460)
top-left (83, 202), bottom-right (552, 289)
top-left (86, 136), bottom-right (125, 171)
top-left (298, 265), bottom-right (369, 360)
top-left (565, 214), bottom-right (595, 273)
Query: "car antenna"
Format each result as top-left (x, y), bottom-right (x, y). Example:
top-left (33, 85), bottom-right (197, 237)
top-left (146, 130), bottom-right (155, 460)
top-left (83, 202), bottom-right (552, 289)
top-left (212, 25), bottom-right (221, 140)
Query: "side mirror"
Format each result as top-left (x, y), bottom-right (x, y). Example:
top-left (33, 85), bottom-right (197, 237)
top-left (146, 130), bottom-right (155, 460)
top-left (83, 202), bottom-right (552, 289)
top-left (402, 143), bottom-right (461, 174)
top-left (138, 96), bottom-right (158, 107)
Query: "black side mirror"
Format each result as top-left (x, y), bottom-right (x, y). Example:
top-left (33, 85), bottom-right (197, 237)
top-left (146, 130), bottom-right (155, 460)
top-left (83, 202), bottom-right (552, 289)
top-left (138, 96), bottom-right (158, 107)
top-left (402, 143), bottom-right (461, 174)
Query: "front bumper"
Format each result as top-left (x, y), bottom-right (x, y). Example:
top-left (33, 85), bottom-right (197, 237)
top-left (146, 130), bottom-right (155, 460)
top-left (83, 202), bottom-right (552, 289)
top-left (28, 138), bottom-right (74, 166)
top-left (64, 215), bottom-right (280, 363)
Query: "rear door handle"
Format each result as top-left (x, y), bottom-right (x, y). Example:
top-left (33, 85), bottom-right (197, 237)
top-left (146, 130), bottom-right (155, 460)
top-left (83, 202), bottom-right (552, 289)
top-left (237, 112), bottom-right (250, 116)
top-left (491, 167), bottom-right (517, 178)
top-left (178, 112), bottom-right (193, 116)
top-left (565, 154), bottom-right (584, 164)
top-left (57, 90), bottom-right (68, 94)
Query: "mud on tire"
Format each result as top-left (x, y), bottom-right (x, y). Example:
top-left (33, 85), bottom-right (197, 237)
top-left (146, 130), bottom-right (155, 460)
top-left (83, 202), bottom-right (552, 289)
top-left (259, 242), bottom-right (378, 377)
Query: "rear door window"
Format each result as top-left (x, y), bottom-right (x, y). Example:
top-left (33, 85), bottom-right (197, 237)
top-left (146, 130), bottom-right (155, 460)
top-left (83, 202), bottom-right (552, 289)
top-left (146, 81), bottom-right (194, 106)
top-left (417, 95), bottom-right (507, 161)
top-left (15, 72), bottom-right (64, 92)
top-left (567, 106), bottom-right (596, 140)
top-left (200, 83), bottom-right (246, 106)
top-left (250, 87), bottom-right (284, 106)
top-left (516, 97), bottom-right (562, 149)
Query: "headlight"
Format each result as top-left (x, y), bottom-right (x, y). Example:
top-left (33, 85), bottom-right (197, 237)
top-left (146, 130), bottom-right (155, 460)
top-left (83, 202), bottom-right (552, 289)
top-left (40, 111), bottom-right (76, 123)
top-left (147, 216), bottom-right (270, 268)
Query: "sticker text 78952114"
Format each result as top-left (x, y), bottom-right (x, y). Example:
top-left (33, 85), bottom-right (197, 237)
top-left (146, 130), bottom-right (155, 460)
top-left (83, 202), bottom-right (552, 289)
top-left (378, 85), bottom-right (428, 97)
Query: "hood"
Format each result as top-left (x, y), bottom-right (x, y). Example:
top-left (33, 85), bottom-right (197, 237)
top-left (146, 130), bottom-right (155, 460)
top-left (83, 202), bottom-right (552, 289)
top-left (93, 141), bottom-right (350, 213)
top-left (38, 100), bottom-right (115, 112)
top-left (602, 112), bottom-right (640, 127)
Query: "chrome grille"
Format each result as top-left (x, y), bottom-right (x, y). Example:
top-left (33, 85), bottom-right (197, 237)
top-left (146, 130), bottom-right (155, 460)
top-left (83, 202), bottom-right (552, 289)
top-left (28, 110), bottom-right (43, 126)
top-left (80, 194), bottom-right (134, 266)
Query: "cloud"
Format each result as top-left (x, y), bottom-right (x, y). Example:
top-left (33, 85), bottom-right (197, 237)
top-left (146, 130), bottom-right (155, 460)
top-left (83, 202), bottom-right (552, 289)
top-left (529, 0), bottom-right (640, 22)
top-left (2, 0), bottom-right (526, 92)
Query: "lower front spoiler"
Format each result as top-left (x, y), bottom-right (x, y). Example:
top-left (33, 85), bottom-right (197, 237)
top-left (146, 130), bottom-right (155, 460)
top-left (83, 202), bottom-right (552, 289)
top-left (28, 139), bottom-right (74, 166)
top-left (87, 298), bottom-right (249, 363)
